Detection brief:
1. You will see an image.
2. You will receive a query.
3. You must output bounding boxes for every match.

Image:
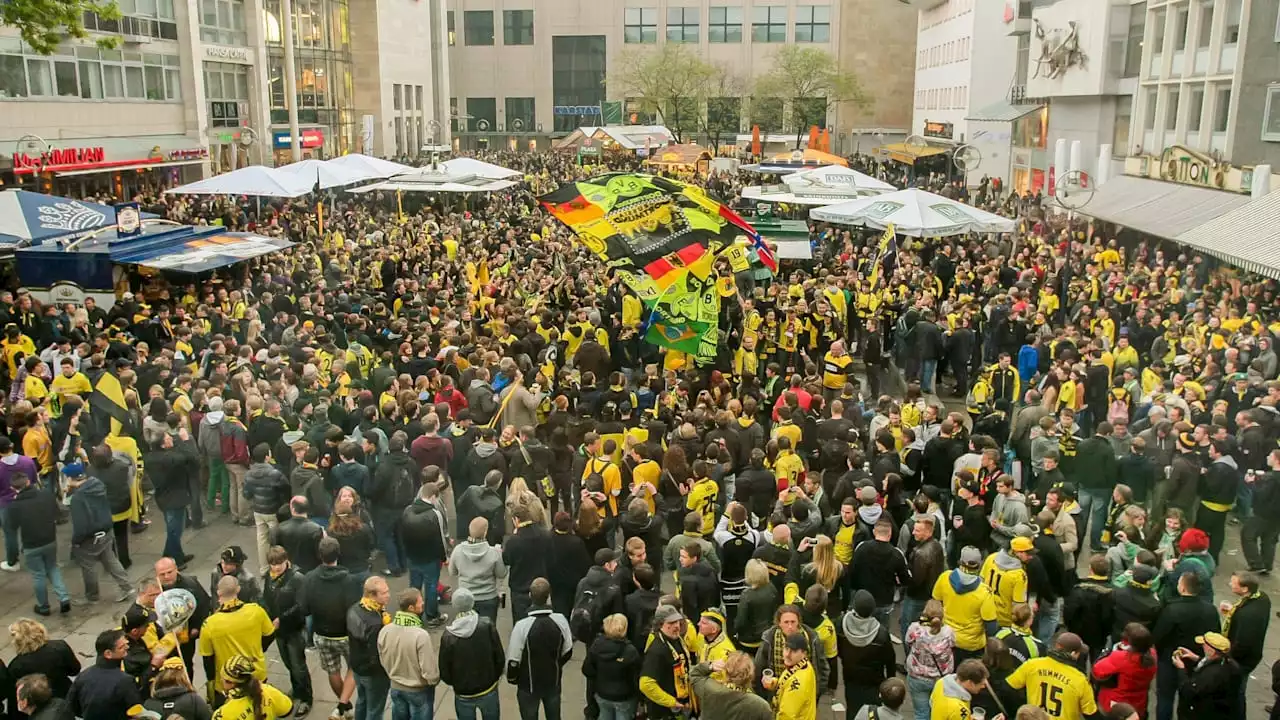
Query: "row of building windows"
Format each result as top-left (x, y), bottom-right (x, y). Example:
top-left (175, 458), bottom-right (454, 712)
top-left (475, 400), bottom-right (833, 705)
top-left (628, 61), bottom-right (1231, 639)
top-left (205, 60), bottom-right (249, 127)
top-left (919, 0), bottom-right (975, 31)
top-left (1141, 82), bottom-right (1231, 135)
top-left (449, 96), bottom-right (537, 132)
top-left (450, 9), bottom-right (533, 46)
top-left (0, 39), bottom-right (181, 101)
top-left (917, 36), bottom-right (970, 70)
top-left (392, 83), bottom-right (425, 112)
top-left (448, 6), bottom-right (828, 47)
top-left (199, 0), bottom-right (247, 47)
top-left (915, 85), bottom-right (967, 111)
top-left (625, 5), bottom-right (829, 44)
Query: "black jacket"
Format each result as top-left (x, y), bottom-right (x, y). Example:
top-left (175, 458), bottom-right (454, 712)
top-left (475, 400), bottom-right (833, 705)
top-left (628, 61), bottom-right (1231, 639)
top-left (734, 584), bottom-right (779, 647)
top-left (347, 602), bottom-right (389, 677)
top-left (143, 683), bottom-right (212, 720)
top-left (242, 462), bottom-right (291, 516)
top-left (92, 457), bottom-right (134, 517)
top-left (506, 607), bottom-right (573, 692)
top-left (332, 523), bottom-right (376, 574)
top-left (847, 539), bottom-right (910, 607)
top-left (68, 657), bottom-right (142, 720)
top-left (1073, 435), bottom-right (1118, 490)
top-left (9, 640), bottom-right (81, 699)
top-left (1152, 595), bottom-right (1221, 656)
top-left (439, 615), bottom-right (506, 697)
top-left (1111, 584), bottom-right (1162, 637)
top-left (625, 587), bottom-right (662, 652)
top-left (290, 464), bottom-right (330, 519)
top-left (547, 530), bottom-right (591, 616)
top-left (262, 565), bottom-right (307, 634)
top-left (10, 485), bottom-right (58, 548)
top-left (905, 537), bottom-right (946, 601)
top-left (398, 498), bottom-right (449, 565)
top-left (146, 441), bottom-right (199, 511)
top-left (503, 522), bottom-right (553, 594)
top-left (367, 451), bottom-right (419, 512)
top-left (1063, 578), bottom-right (1115, 653)
top-left (1225, 591), bottom-right (1270, 671)
top-left (299, 564), bottom-right (360, 637)
top-left (456, 486), bottom-right (505, 544)
top-left (583, 635), bottom-right (642, 702)
top-left (1254, 471), bottom-right (1280, 521)
top-left (1178, 655), bottom-right (1243, 718)
top-left (269, 516), bottom-right (324, 573)
top-left (837, 616), bottom-right (896, 693)
top-left (677, 561), bottom-right (720, 619)
top-left (575, 565), bottom-right (624, 637)
top-left (67, 476), bottom-right (115, 546)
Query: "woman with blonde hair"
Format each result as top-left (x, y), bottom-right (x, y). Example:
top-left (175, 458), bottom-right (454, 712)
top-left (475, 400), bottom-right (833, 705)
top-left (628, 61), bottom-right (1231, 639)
top-left (793, 535), bottom-right (846, 614)
top-left (505, 476), bottom-right (545, 527)
top-left (733, 559), bottom-right (779, 652)
top-left (583, 614), bottom-right (642, 720)
top-left (329, 489), bottom-right (375, 579)
top-left (577, 498), bottom-right (608, 557)
top-left (8, 617), bottom-right (81, 698)
top-left (903, 599), bottom-right (954, 720)
top-left (144, 657), bottom-right (212, 719)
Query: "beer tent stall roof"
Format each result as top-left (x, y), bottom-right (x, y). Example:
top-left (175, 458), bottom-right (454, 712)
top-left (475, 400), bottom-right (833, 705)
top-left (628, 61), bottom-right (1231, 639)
top-left (325, 153), bottom-right (412, 180)
top-left (0, 190), bottom-right (158, 248)
top-left (766, 148), bottom-right (849, 167)
top-left (553, 126), bottom-right (675, 152)
top-left (642, 144), bottom-right (714, 170)
top-left (741, 165), bottom-right (897, 206)
top-left (275, 158), bottom-right (377, 189)
top-left (809, 187), bottom-right (1015, 237)
top-left (438, 157), bottom-right (523, 180)
top-left (876, 143), bottom-right (949, 165)
top-left (350, 165), bottom-right (517, 194)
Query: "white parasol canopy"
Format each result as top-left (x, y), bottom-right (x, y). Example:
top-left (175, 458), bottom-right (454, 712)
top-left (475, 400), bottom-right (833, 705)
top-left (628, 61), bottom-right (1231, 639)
top-left (326, 153), bottom-right (413, 180)
top-left (809, 187), bottom-right (1015, 237)
top-left (350, 165), bottom-right (516, 194)
top-left (165, 165), bottom-right (314, 198)
top-left (438, 157), bottom-right (521, 180)
top-left (275, 159), bottom-right (372, 190)
top-left (742, 165), bottom-right (895, 207)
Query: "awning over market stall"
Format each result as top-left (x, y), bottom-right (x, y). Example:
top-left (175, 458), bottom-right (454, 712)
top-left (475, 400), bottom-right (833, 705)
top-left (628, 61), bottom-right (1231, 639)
top-left (877, 143), bottom-right (948, 165)
top-left (439, 157), bottom-right (522, 180)
top-left (1073, 175), bottom-right (1251, 242)
top-left (768, 148), bottom-right (848, 167)
top-left (327, 153), bottom-right (412, 180)
top-left (112, 230), bottom-right (294, 273)
top-left (350, 166), bottom-right (516, 193)
top-left (275, 159), bottom-right (372, 190)
top-left (742, 165), bottom-right (896, 206)
top-left (0, 190), bottom-right (157, 247)
top-left (643, 144), bottom-right (713, 171)
top-left (1175, 190), bottom-right (1280, 279)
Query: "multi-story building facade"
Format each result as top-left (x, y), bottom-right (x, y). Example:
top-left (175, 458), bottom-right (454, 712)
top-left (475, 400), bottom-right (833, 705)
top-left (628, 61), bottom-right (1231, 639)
top-left (445, 0), bottom-right (916, 152)
top-left (0, 0), bottom-right (447, 192)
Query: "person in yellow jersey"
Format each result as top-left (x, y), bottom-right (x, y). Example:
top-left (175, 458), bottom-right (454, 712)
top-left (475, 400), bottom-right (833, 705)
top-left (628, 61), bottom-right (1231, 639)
top-left (933, 546), bottom-right (999, 663)
top-left (981, 537), bottom-right (1031, 628)
top-left (823, 499), bottom-right (859, 566)
top-left (1, 324), bottom-right (35, 380)
top-left (821, 340), bottom-right (854, 404)
top-left (696, 609), bottom-right (737, 674)
top-left (931, 658), bottom-right (995, 720)
top-left (686, 461), bottom-right (719, 537)
top-left (211, 654), bottom-right (293, 720)
top-left (765, 631), bottom-right (817, 720)
top-left (773, 435), bottom-right (805, 492)
top-left (581, 432), bottom-right (623, 522)
top-left (198, 574), bottom-right (274, 703)
top-left (1005, 632), bottom-right (1098, 720)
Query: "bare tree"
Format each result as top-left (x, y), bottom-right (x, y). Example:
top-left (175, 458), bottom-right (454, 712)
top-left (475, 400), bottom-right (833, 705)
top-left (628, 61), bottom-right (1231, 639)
top-left (609, 45), bottom-right (714, 143)
top-left (696, 63), bottom-right (747, 152)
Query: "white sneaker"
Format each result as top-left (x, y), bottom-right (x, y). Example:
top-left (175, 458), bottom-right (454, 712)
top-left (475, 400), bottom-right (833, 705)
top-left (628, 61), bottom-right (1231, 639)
top-left (890, 633), bottom-right (903, 645)
top-left (0, 561), bottom-right (18, 572)
top-left (832, 701), bottom-right (846, 713)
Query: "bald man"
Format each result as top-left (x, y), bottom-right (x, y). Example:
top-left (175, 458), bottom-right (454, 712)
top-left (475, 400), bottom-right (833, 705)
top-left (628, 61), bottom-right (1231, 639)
top-left (197, 574), bottom-right (274, 700)
top-left (155, 556), bottom-right (210, 678)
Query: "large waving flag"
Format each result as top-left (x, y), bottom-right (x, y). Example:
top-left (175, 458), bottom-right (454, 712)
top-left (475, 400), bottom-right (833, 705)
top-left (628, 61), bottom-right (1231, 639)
top-left (538, 172), bottom-right (758, 291)
top-left (644, 307), bottom-right (710, 355)
top-left (867, 223), bottom-right (896, 291)
top-left (87, 369), bottom-right (135, 441)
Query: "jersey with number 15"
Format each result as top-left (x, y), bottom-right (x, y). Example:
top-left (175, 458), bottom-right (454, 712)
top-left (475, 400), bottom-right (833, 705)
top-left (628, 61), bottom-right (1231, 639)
top-left (1005, 656), bottom-right (1098, 720)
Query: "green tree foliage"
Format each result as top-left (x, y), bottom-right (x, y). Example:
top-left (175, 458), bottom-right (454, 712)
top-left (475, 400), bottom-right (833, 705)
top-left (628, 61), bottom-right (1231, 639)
top-left (2, 0), bottom-right (121, 54)
top-left (754, 46), bottom-right (869, 148)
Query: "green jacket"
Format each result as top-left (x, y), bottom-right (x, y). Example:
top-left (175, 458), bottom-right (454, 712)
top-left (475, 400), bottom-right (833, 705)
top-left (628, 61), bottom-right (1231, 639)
top-left (689, 663), bottom-right (773, 720)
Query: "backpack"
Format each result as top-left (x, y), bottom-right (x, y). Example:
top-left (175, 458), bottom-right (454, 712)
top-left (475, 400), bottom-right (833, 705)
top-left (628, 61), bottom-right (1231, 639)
top-left (584, 458), bottom-right (610, 515)
top-left (389, 463), bottom-right (415, 508)
top-left (570, 585), bottom-right (610, 643)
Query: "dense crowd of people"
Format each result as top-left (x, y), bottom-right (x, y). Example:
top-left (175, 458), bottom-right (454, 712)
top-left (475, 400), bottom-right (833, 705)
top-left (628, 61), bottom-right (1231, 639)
top-left (0, 146), bottom-right (1277, 720)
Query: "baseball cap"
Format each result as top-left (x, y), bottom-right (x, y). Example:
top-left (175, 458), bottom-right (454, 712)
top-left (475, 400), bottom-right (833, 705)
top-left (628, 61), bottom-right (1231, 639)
top-left (784, 632), bottom-right (810, 652)
top-left (594, 548), bottom-right (618, 566)
top-left (1010, 537), bottom-right (1034, 552)
top-left (959, 546), bottom-right (983, 568)
top-left (1196, 632), bottom-right (1230, 652)
top-left (221, 545), bottom-right (248, 566)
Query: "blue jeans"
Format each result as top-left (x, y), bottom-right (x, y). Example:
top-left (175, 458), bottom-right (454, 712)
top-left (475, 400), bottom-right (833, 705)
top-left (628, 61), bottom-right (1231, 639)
top-left (596, 696), bottom-right (637, 720)
top-left (455, 688), bottom-right (500, 720)
top-left (1077, 488), bottom-right (1111, 550)
top-left (409, 561), bottom-right (442, 619)
top-left (1156, 655), bottom-right (1178, 720)
top-left (25, 542), bottom-right (70, 610)
top-left (920, 358), bottom-right (938, 393)
top-left (907, 676), bottom-right (934, 720)
top-left (311, 516), bottom-right (328, 530)
top-left (354, 673), bottom-right (390, 720)
top-left (390, 686), bottom-right (435, 720)
top-left (1035, 597), bottom-right (1062, 645)
top-left (162, 507), bottom-right (186, 560)
top-left (1236, 477), bottom-right (1254, 520)
top-left (374, 508), bottom-right (404, 573)
top-left (900, 596), bottom-right (926, 641)
top-left (1, 504), bottom-right (19, 565)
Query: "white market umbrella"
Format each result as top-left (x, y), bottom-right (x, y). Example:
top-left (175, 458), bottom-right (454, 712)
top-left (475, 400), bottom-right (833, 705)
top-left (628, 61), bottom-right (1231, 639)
top-left (809, 187), bottom-right (1015, 237)
top-left (438, 157), bottom-right (521, 180)
top-left (275, 159), bottom-right (370, 190)
top-left (350, 166), bottom-right (516, 194)
top-left (165, 165), bottom-right (314, 198)
top-left (326, 153), bottom-right (412, 181)
top-left (784, 165), bottom-right (895, 196)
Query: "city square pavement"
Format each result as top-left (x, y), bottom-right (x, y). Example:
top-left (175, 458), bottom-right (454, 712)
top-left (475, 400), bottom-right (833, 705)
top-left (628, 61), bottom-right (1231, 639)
top-left (0, 494), bottom-right (1276, 719)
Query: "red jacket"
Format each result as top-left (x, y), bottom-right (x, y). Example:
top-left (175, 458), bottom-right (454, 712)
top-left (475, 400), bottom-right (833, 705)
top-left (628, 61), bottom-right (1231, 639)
top-left (435, 387), bottom-right (468, 417)
top-left (1092, 646), bottom-right (1157, 716)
